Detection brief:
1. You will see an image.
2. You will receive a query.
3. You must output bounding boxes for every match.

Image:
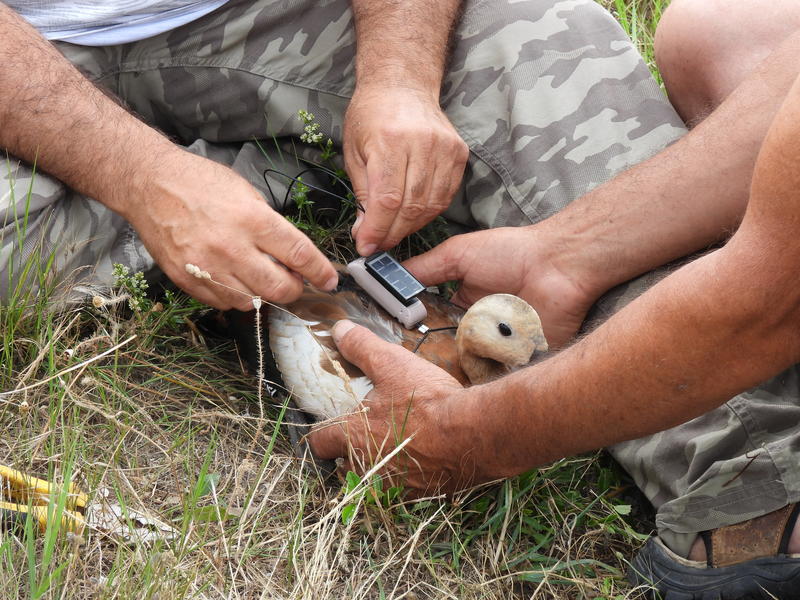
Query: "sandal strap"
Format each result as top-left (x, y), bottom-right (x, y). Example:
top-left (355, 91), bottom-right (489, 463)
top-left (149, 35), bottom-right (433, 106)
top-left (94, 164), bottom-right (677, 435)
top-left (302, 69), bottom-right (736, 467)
top-left (706, 503), bottom-right (799, 568)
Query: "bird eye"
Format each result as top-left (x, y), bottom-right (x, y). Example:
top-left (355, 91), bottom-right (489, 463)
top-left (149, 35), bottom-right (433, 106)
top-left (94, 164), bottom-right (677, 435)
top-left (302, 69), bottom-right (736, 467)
top-left (498, 322), bottom-right (512, 337)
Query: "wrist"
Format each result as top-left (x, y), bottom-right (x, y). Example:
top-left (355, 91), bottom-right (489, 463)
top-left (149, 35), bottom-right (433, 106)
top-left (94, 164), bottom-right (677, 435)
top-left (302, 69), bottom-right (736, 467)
top-left (97, 133), bottom-right (184, 220)
top-left (441, 384), bottom-right (511, 481)
top-left (350, 0), bottom-right (459, 102)
top-left (518, 222), bottom-right (607, 330)
top-left (354, 77), bottom-right (441, 104)
top-left (460, 375), bottom-right (551, 479)
top-left (524, 216), bottom-right (624, 304)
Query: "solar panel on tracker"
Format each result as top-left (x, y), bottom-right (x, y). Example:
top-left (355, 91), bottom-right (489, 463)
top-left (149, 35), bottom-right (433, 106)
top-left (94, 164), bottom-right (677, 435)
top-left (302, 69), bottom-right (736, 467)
top-left (364, 252), bottom-right (425, 306)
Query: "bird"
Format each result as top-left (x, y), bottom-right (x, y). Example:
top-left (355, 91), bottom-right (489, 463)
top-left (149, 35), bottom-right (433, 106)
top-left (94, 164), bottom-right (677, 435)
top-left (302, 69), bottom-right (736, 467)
top-left (261, 272), bottom-right (548, 421)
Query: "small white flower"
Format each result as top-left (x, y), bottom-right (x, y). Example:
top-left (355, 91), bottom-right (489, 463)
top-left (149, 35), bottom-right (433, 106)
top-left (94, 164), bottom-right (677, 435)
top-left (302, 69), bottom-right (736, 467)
top-left (297, 109), bottom-right (315, 123)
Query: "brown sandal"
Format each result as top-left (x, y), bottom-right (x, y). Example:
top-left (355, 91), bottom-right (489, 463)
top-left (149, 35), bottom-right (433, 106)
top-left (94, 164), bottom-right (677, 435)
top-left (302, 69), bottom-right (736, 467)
top-left (629, 503), bottom-right (800, 599)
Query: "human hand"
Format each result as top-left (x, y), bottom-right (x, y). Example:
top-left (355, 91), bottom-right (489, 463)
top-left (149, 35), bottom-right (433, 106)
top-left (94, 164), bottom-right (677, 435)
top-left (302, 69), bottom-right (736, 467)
top-left (403, 227), bottom-right (597, 348)
top-left (344, 85), bottom-right (469, 255)
top-left (123, 149), bottom-right (338, 310)
top-left (308, 320), bottom-right (489, 495)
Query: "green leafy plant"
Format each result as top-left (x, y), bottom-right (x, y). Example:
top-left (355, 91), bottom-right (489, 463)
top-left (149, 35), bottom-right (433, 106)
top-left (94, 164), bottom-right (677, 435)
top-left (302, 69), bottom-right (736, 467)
top-left (341, 471), bottom-right (404, 525)
top-left (101, 263), bottom-right (207, 342)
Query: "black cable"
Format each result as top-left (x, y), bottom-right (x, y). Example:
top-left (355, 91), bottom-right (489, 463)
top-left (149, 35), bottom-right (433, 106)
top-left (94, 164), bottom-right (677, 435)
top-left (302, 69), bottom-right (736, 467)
top-left (412, 326), bottom-right (459, 354)
top-left (263, 164), bottom-right (364, 215)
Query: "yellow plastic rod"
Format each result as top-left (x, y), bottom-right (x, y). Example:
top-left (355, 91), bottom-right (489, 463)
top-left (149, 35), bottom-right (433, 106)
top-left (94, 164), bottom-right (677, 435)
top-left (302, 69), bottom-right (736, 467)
top-left (0, 501), bottom-right (86, 534)
top-left (0, 465), bottom-right (88, 511)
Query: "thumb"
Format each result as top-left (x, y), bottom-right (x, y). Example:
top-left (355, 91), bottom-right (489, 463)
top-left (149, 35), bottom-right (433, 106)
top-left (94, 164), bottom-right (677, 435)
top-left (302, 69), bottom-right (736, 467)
top-left (307, 416), bottom-right (350, 460)
top-left (309, 320), bottom-right (417, 461)
top-left (332, 320), bottom-right (415, 384)
top-left (402, 235), bottom-right (466, 286)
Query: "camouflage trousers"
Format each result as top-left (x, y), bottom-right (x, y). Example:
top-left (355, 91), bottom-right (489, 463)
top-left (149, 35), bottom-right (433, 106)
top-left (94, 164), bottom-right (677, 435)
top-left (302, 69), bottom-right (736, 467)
top-left (1, 0), bottom-right (784, 558)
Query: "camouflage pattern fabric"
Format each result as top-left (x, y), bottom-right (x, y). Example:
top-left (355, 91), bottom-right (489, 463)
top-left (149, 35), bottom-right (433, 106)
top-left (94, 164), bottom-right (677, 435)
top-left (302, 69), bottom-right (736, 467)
top-left (1, 0), bottom-right (683, 298)
top-left (4, 0), bottom-right (777, 559)
top-left (584, 268), bottom-right (800, 557)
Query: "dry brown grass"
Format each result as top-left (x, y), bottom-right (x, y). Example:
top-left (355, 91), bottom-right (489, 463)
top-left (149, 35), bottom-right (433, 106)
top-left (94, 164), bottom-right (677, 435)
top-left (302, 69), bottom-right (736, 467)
top-left (0, 273), bottom-right (654, 600)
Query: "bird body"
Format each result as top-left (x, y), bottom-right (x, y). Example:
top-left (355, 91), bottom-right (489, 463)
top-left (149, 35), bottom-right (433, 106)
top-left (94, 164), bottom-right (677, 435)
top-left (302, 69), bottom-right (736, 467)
top-left (266, 273), bottom-right (547, 421)
top-left (267, 274), bottom-right (464, 420)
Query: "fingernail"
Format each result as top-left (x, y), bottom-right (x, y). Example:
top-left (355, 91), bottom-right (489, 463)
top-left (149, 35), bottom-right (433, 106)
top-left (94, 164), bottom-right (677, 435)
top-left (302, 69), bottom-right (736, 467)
top-left (332, 319), bottom-right (356, 343)
top-left (359, 243), bottom-right (377, 257)
top-left (352, 214), bottom-right (363, 235)
top-left (323, 274), bottom-right (339, 291)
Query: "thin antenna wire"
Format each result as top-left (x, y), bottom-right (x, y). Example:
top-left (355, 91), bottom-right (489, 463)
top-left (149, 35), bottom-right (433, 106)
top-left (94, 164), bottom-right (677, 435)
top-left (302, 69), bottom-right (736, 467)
top-left (412, 326), bottom-right (459, 354)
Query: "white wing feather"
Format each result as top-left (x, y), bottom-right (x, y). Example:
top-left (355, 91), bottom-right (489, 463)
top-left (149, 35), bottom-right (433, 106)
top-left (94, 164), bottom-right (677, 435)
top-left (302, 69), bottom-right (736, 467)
top-left (268, 311), bottom-right (372, 420)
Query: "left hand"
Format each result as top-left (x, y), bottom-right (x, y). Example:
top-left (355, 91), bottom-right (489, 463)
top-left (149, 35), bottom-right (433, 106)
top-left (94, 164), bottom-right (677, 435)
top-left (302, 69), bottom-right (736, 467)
top-left (307, 320), bottom-right (489, 494)
top-left (403, 227), bottom-right (597, 348)
top-left (344, 84), bottom-right (469, 255)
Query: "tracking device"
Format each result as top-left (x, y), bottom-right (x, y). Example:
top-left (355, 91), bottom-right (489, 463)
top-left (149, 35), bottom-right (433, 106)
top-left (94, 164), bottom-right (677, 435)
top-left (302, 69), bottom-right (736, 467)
top-left (347, 252), bottom-right (428, 329)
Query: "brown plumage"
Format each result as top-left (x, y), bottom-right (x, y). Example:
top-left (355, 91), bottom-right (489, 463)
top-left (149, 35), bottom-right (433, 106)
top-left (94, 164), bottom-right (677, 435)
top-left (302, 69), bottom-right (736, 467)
top-left (266, 272), bottom-right (547, 421)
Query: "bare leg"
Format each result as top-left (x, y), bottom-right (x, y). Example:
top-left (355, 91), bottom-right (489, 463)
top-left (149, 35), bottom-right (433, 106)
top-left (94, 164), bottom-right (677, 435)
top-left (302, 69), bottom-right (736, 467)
top-left (655, 0), bottom-right (800, 124)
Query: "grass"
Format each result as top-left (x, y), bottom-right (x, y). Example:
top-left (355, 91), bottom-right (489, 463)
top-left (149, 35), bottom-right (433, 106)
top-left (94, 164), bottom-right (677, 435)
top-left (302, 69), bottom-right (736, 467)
top-left (605, 0), bottom-right (669, 83)
top-left (1, 3), bottom-right (671, 599)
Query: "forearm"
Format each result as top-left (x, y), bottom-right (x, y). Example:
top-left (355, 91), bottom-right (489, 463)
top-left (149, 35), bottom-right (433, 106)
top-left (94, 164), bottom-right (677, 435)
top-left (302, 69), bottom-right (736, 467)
top-left (539, 31), bottom-right (800, 302)
top-left (468, 240), bottom-right (800, 476)
top-left (0, 5), bottom-right (176, 217)
top-left (350, 0), bottom-right (462, 95)
top-left (0, 5), bottom-right (340, 309)
top-left (467, 72), bottom-right (800, 476)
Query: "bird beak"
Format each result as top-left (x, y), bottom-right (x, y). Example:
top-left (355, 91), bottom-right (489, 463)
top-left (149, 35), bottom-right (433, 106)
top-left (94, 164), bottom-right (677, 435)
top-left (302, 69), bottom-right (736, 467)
top-left (533, 331), bottom-right (548, 353)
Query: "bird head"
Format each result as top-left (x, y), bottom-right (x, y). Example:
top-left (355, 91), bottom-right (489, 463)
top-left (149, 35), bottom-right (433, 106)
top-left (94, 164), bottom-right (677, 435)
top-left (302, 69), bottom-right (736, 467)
top-left (455, 294), bottom-right (548, 384)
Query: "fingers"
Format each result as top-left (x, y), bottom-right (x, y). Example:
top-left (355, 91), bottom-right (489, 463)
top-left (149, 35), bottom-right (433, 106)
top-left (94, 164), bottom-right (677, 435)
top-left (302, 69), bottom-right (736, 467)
top-left (182, 206), bottom-right (336, 309)
top-left (309, 410), bottom-right (381, 464)
top-left (354, 137), bottom-right (467, 253)
top-left (232, 254), bottom-right (304, 308)
top-left (346, 150), bottom-right (369, 241)
top-left (173, 256), bottom-right (303, 310)
top-left (308, 417), bottom-right (352, 461)
top-left (173, 260), bottom-right (267, 311)
top-left (331, 320), bottom-right (419, 385)
top-left (355, 151), bottom-right (408, 256)
top-left (173, 272), bottom-right (246, 310)
top-left (332, 452), bottom-right (454, 499)
top-left (448, 288), bottom-right (475, 309)
top-left (253, 207), bottom-right (338, 293)
top-left (381, 160), bottom-right (437, 250)
top-left (402, 235), bottom-right (468, 286)
top-left (168, 217), bottom-right (331, 310)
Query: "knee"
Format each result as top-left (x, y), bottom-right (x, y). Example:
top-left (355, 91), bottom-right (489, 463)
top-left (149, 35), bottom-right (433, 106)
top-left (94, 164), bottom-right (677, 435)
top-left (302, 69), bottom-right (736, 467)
top-left (655, 0), bottom-right (720, 75)
top-left (656, 0), bottom-right (800, 122)
top-left (654, 0), bottom-right (734, 120)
